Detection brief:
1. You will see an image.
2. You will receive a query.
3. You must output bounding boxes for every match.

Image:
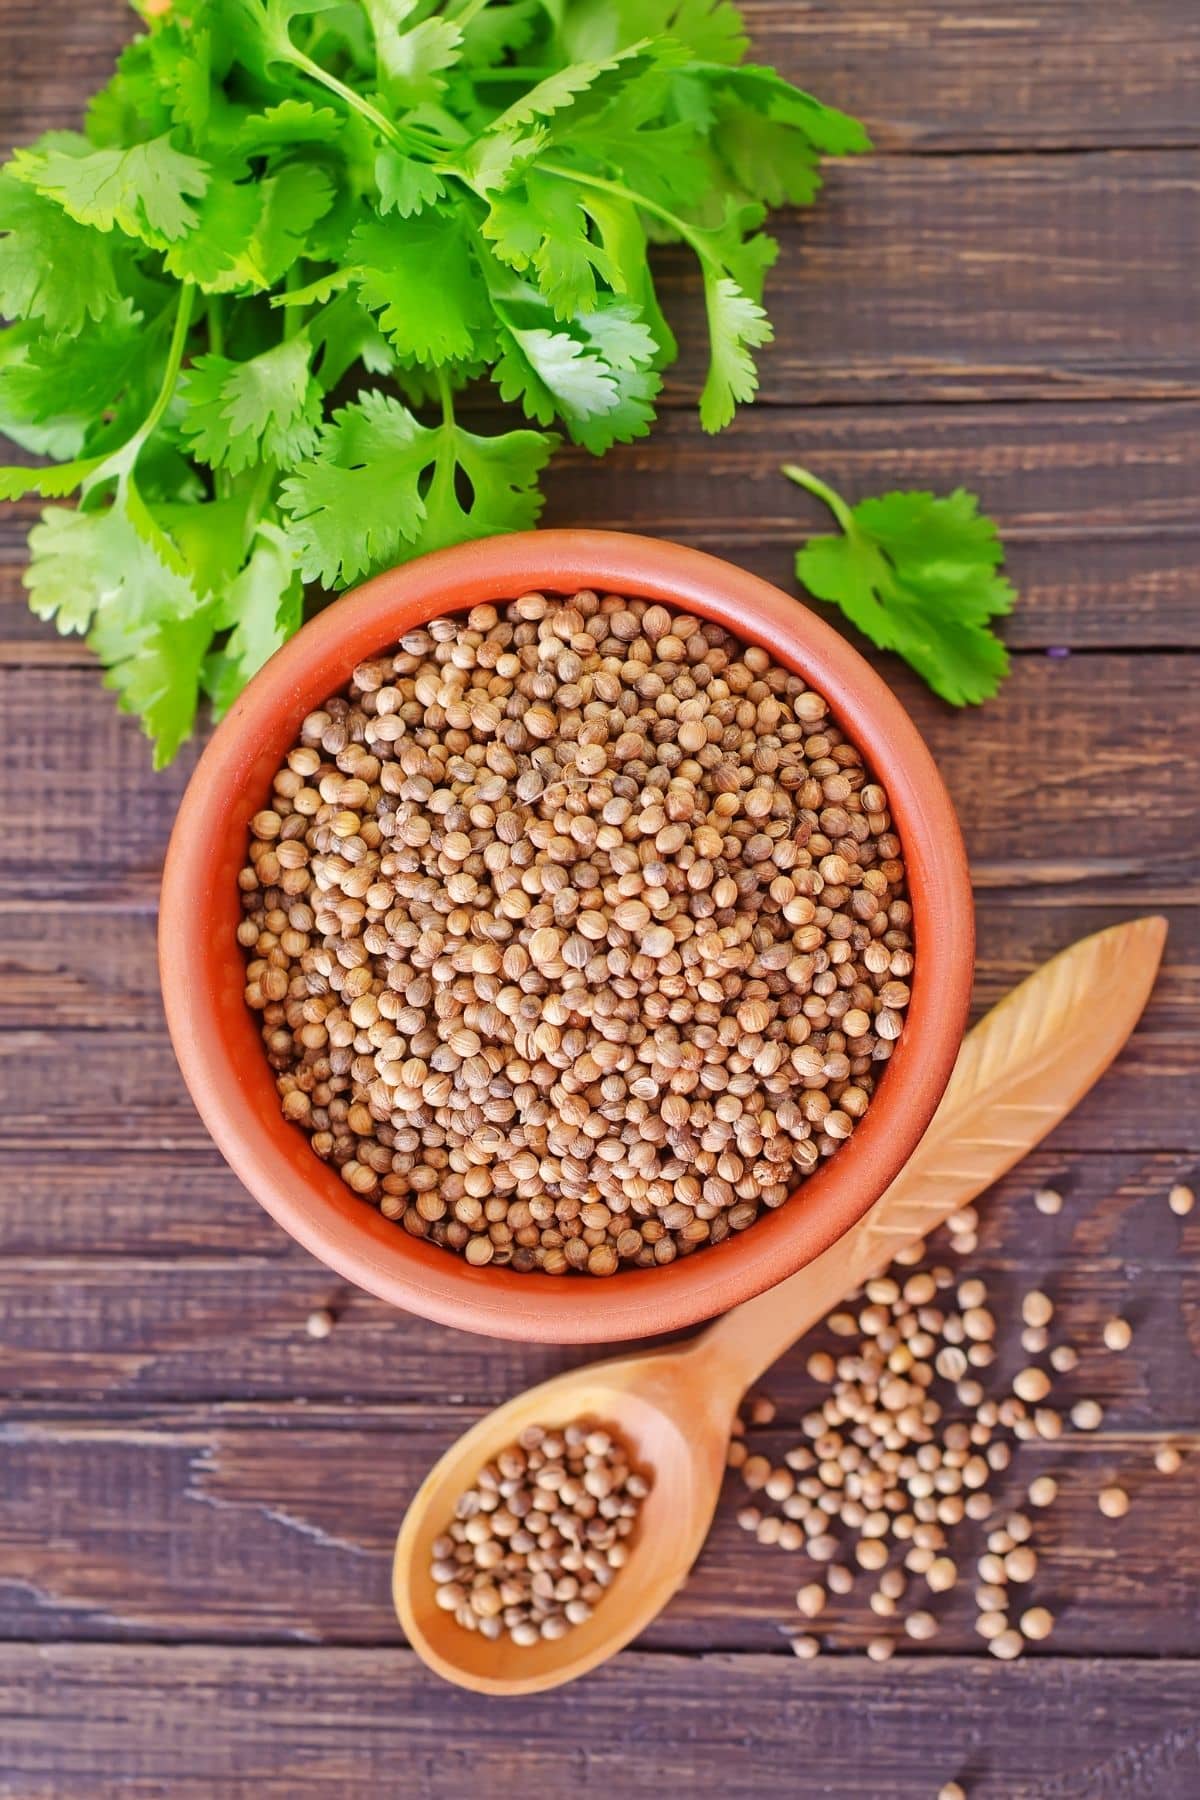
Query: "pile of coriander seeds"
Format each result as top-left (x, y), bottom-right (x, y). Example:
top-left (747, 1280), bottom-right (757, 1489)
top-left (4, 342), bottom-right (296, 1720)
top-left (430, 1422), bottom-right (649, 1646)
top-left (239, 590), bottom-right (914, 1275)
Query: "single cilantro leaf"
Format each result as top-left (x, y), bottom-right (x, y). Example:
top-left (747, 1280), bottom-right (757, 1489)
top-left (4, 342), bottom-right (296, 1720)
top-left (364, 0), bottom-right (463, 106)
top-left (484, 167), bottom-right (615, 320)
top-left (280, 388), bottom-right (552, 584)
top-left (0, 301), bottom-right (145, 448)
top-left (711, 65), bottom-right (872, 157)
top-left (784, 466), bottom-right (1017, 706)
top-left (490, 275), bottom-right (660, 452)
top-left (183, 335), bottom-right (323, 474)
top-left (161, 172), bottom-right (266, 290)
top-left (279, 388), bottom-right (431, 584)
top-left (251, 163), bottom-right (337, 285)
top-left (0, 456), bottom-right (108, 501)
top-left (309, 289), bottom-right (396, 389)
top-left (561, 0), bottom-right (746, 63)
top-left (698, 273), bottom-right (771, 431)
top-left (0, 172), bottom-right (120, 333)
top-left (350, 211), bottom-right (489, 365)
top-left (25, 491), bottom-right (197, 637)
top-left (375, 148), bottom-right (445, 217)
top-left (11, 132), bottom-right (211, 244)
top-left (234, 99), bottom-right (343, 151)
top-left (103, 600), bottom-right (218, 768)
top-left (204, 527), bottom-right (304, 715)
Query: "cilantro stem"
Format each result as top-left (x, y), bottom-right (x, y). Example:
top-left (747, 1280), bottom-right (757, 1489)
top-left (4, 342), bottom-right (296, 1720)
top-left (139, 280), bottom-right (196, 448)
top-left (450, 0), bottom-right (494, 25)
top-left (537, 160), bottom-right (712, 265)
top-left (782, 464), bottom-right (858, 537)
top-left (286, 48), bottom-right (409, 153)
top-left (207, 294), bottom-right (224, 359)
top-left (427, 369), bottom-right (459, 524)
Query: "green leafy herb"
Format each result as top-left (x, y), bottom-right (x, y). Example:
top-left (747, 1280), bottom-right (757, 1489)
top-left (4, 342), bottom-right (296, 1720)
top-left (0, 0), bottom-right (867, 763)
top-left (784, 466), bottom-right (1016, 706)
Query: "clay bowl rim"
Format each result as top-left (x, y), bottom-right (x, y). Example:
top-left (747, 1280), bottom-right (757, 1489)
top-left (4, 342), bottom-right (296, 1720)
top-left (159, 529), bottom-right (974, 1345)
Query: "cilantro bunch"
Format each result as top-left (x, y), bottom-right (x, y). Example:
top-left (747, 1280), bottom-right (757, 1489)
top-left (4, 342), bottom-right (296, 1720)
top-left (0, 0), bottom-right (868, 763)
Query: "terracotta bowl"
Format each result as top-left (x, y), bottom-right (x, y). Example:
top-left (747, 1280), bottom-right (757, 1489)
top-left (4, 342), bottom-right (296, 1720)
top-left (160, 530), bottom-right (974, 1344)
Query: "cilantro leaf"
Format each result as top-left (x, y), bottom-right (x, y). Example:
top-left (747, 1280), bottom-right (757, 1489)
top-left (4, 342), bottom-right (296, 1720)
top-left (11, 131), bottom-right (210, 244)
top-left (0, 173), bottom-right (121, 333)
top-left (375, 148), bottom-right (445, 216)
top-left (363, 0), bottom-right (463, 106)
top-left (698, 273), bottom-right (771, 431)
top-left (349, 210), bottom-right (490, 364)
top-left (204, 526), bottom-right (304, 714)
top-left (784, 466), bottom-right (1017, 706)
top-left (280, 387), bottom-right (552, 585)
top-left (182, 335), bottom-right (323, 473)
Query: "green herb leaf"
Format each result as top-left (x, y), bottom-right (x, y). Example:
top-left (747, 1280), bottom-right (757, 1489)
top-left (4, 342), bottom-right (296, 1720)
top-left (182, 335), bottom-right (323, 473)
top-left (280, 387), bottom-right (552, 584)
top-left (11, 131), bottom-right (211, 244)
top-left (784, 466), bottom-right (1017, 706)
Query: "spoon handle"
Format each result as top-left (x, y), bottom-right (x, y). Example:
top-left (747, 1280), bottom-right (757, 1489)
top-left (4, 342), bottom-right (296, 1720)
top-left (691, 915), bottom-right (1166, 1400)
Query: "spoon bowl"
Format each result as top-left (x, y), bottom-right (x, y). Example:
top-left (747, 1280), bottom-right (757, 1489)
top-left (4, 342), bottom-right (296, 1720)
top-left (392, 1344), bottom-right (735, 1695)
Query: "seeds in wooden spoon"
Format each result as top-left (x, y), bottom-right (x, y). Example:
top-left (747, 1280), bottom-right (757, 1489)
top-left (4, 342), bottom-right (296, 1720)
top-left (430, 1422), bottom-right (648, 1646)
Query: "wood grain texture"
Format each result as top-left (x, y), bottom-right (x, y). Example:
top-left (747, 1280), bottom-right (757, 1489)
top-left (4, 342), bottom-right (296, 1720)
top-left (1, 1397), bottom-right (1197, 1653)
top-left (1, 1647), bottom-right (1198, 1798)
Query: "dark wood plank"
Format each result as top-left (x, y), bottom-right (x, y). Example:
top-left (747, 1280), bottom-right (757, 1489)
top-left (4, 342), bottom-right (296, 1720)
top-left (0, 1151), bottom-right (1196, 1402)
top-left (1, 0), bottom-right (1197, 155)
top-left (2, 1646), bottom-right (1198, 1798)
top-left (6, 402), bottom-right (1199, 659)
top-left (2, 1392), bottom-right (1197, 1652)
top-left (0, 648), bottom-right (1194, 904)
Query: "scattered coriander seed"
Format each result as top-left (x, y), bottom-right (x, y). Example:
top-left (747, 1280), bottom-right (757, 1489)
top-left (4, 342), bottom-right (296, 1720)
top-left (975, 1610), bottom-right (1008, 1641)
top-left (242, 593), bottom-right (913, 1277)
top-left (939, 1783), bottom-right (966, 1800)
top-left (977, 1553), bottom-right (1006, 1586)
top-left (866, 1636), bottom-right (895, 1663)
top-left (869, 1590), bottom-right (896, 1618)
top-left (1005, 1512), bottom-right (1032, 1544)
top-left (1168, 1183), bottom-right (1195, 1218)
top-left (1013, 1367), bottom-right (1051, 1405)
top-left (1034, 1187), bottom-right (1063, 1216)
top-left (1020, 1606), bottom-right (1054, 1641)
top-left (305, 1307), bottom-right (335, 1340)
top-left (737, 1505), bottom-right (762, 1532)
top-left (1004, 1547), bottom-right (1037, 1583)
top-left (1103, 1317), bottom-right (1133, 1352)
top-left (790, 1634), bottom-right (821, 1660)
top-left (926, 1556), bottom-right (958, 1593)
top-left (1050, 1344), bottom-right (1079, 1375)
top-left (827, 1565), bottom-right (855, 1596)
top-left (1021, 1326), bottom-right (1049, 1356)
top-left (430, 1420), bottom-right (647, 1647)
top-left (856, 1538), bottom-right (888, 1572)
top-left (988, 1628), bottom-right (1024, 1660)
top-left (1155, 1445), bottom-right (1183, 1476)
top-left (1028, 1475), bottom-right (1058, 1508)
top-left (1098, 1486), bottom-right (1129, 1519)
top-left (1022, 1291), bottom-right (1054, 1329)
top-left (796, 1583), bottom-right (826, 1619)
top-left (1034, 1408), bottom-right (1063, 1442)
top-left (905, 1610), bottom-right (938, 1641)
top-left (748, 1396), bottom-right (777, 1427)
top-left (727, 1440), bottom-right (748, 1470)
top-left (807, 1352), bottom-right (836, 1384)
top-left (1071, 1400), bottom-right (1104, 1432)
top-left (757, 1516), bottom-right (783, 1546)
top-left (741, 1455), bottom-right (772, 1491)
top-left (975, 1585), bottom-right (1007, 1612)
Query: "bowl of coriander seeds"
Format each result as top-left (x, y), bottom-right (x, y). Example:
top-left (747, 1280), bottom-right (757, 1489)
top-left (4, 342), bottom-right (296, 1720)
top-left (160, 530), bottom-right (973, 1342)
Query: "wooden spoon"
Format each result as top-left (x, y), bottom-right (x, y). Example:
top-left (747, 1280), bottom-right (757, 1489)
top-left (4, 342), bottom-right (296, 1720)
top-left (393, 916), bottom-right (1166, 1694)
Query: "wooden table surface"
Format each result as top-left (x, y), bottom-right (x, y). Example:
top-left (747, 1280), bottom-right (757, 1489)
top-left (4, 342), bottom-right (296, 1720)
top-left (3, 3), bottom-right (1199, 1794)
